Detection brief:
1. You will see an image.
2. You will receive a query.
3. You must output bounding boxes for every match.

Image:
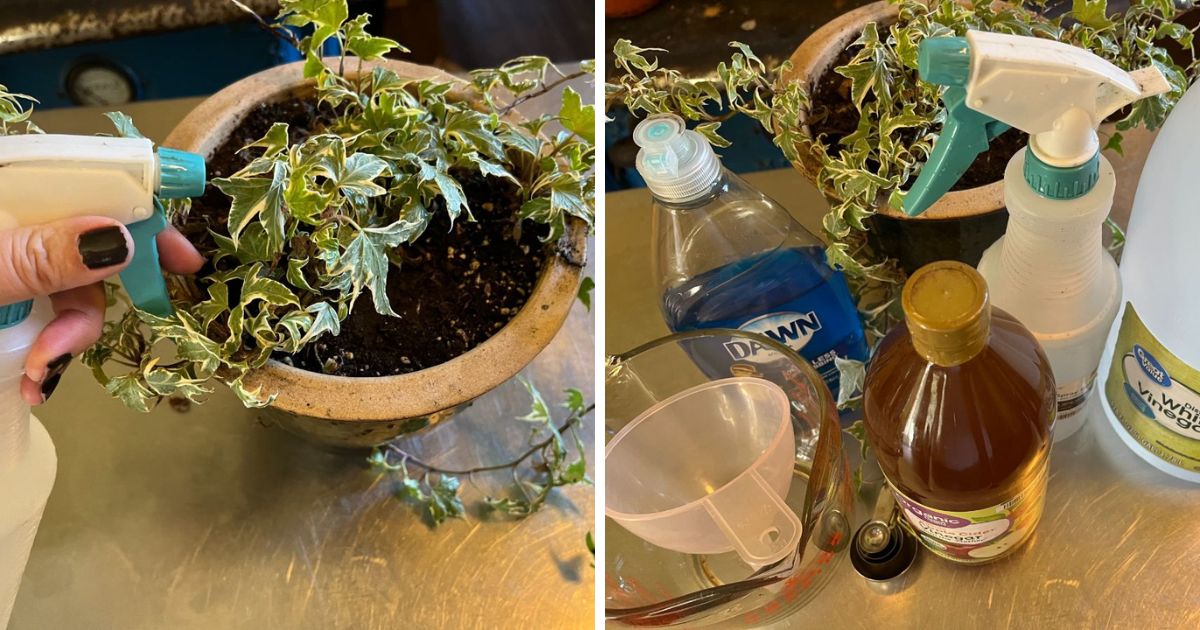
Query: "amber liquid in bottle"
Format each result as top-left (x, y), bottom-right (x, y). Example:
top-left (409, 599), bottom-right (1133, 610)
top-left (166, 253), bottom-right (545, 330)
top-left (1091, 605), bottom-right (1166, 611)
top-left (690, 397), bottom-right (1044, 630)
top-left (864, 261), bottom-right (1054, 564)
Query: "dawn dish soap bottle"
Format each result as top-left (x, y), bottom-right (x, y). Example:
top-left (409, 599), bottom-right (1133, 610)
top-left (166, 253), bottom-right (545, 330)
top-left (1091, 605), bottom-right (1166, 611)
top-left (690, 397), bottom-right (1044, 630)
top-left (633, 114), bottom-right (868, 396)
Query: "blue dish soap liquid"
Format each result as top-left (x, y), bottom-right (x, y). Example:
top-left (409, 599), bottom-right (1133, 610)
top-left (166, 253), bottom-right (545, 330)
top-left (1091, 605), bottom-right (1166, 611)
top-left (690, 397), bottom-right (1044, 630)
top-left (633, 114), bottom-right (868, 397)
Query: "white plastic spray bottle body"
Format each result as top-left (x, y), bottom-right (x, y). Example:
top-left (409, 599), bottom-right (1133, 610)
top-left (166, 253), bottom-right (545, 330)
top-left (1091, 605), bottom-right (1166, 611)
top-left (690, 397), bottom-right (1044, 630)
top-left (0, 134), bottom-right (204, 627)
top-left (977, 152), bottom-right (1121, 440)
top-left (904, 30), bottom-right (1169, 442)
top-left (0, 303), bottom-right (55, 629)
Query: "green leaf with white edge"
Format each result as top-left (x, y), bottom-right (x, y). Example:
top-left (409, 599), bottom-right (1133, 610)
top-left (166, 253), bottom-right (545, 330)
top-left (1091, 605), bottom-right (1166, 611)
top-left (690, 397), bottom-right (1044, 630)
top-left (286, 258), bottom-right (316, 292)
top-left (104, 111), bottom-right (145, 139)
top-left (329, 230), bottom-right (395, 316)
top-left (245, 122), bottom-right (290, 158)
top-left (467, 154), bottom-right (518, 184)
top-left (563, 387), bottom-right (587, 416)
top-left (426, 475), bottom-right (465, 526)
top-left (834, 356), bottom-right (866, 409)
top-left (301, 301), bottom-right (341, 344)
top-left (1072, 0), bottom-right (1113, 30)
top-left (418, 161), bottom-right (469, 223)
top-left (343, 13), bottom-right (405, 60)
top-left (518, 377), bottom-right (552, 426)
top-left (557, 86), bottom-right (594, 144)
top-left (212, 163), bottom-right (287, 247)
top-left (106, 374), bottom-right (154, 413)
top-left (242, 265), bottom-right (300, 307)
top-left (229, 377), bottom-right (275, 408)
top-left (694, 122), bottom-right (730, 148)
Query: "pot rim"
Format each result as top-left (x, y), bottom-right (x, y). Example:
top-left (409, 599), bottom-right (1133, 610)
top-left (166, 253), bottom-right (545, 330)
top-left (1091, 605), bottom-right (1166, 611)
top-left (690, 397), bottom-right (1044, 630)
top-left (779, 0), bottom-right (1006, 221)
top-left (163, 57), bottom-right (587, 421)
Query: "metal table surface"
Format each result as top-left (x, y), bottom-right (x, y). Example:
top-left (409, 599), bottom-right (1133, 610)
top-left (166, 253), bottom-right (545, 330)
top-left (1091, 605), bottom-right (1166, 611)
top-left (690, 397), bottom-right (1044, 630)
top-left (11, 71), bottom-right (596, 630)
top-left (605, 171), bottom-right (1200, 629)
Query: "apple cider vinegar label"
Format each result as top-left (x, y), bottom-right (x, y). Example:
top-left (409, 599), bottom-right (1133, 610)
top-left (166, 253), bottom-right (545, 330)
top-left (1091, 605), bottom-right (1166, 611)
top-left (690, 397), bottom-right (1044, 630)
top-left (1104, 304), bottom-right (1200, 473)
top-left (886, 465), bottom-right (1047, 563)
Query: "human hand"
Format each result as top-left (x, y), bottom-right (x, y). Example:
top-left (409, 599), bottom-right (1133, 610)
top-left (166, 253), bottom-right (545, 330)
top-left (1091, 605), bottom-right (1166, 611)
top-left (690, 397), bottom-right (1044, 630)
top-left (0, 216), bottom-right (205, 405)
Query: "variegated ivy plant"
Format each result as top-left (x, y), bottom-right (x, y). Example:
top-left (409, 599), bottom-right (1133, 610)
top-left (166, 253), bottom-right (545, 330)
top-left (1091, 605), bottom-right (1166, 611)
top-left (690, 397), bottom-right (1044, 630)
top-left (81, 0), bottom-right (594, 411)
top-left (607, 0), bottom-right (1197, 407)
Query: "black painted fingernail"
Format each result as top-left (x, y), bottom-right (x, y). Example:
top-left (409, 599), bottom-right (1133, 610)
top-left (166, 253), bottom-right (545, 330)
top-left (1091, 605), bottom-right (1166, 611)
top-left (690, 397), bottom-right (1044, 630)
top-left (78, 226), bottom-right (129, 269)
top-left (41, 353), bottom-right (72, 402)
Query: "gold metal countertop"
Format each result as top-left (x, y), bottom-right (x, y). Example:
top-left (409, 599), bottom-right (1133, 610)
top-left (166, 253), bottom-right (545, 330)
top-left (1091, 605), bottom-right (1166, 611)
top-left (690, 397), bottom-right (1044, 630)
top-left (605, 171), bottom-right (1200, 629)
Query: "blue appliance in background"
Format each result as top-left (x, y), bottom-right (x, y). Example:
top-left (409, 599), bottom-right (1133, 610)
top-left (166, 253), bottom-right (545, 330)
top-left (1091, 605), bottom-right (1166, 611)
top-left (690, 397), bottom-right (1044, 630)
top-left (0, 1), bottom-right (362, 109)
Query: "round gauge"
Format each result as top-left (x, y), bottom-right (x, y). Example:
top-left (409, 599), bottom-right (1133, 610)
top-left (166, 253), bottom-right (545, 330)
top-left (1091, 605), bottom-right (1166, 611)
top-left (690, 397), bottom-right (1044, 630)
top-left (66, 62), bottom-right (136, 106)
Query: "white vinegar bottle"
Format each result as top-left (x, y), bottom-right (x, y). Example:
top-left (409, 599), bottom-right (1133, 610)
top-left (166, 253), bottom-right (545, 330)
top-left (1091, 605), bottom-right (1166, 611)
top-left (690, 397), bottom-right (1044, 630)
top-left (0, 301), bottom-right (56, 628)
top-left (1098, 80), bottom-right (1200, 483)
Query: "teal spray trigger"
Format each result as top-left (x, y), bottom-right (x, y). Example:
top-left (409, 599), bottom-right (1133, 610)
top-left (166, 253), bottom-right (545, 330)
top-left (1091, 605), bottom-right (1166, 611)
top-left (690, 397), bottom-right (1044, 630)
top-left (904, 31), bottom-right (1168, 217)
top-left (0, 135), bottom-right (206, 320)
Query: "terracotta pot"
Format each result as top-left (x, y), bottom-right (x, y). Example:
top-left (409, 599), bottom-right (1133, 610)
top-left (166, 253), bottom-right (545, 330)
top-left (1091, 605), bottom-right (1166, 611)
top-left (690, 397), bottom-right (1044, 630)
top-left (605, 0), bottom-right (660, 18)
top-left (164, 58), bottom-right (587, 448)
top-left (780, 0), bottom-right (1156, 272)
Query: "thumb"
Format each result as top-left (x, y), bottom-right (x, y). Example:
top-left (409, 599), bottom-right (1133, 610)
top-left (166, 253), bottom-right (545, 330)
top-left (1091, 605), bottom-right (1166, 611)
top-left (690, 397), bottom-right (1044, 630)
top-left (0, 216), bottom-right (132, 305)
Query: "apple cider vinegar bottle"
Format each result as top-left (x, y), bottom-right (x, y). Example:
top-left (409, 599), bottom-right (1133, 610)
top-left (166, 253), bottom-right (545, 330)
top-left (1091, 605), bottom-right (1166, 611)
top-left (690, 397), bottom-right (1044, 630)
top-left (863, 261), bottom-right (1055, 564)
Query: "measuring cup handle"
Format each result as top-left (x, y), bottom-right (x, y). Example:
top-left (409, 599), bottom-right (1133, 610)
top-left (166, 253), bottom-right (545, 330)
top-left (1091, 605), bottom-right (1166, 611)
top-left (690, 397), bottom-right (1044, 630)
top-left (702, 470), bottom-right (803, 567)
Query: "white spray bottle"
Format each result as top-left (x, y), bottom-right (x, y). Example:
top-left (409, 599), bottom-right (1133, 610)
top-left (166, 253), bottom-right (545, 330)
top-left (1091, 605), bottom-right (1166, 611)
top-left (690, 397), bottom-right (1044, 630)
top-left (903, 30), bottom-right (1169, 442)
top-left (0, 134), bottom-right (204, 628)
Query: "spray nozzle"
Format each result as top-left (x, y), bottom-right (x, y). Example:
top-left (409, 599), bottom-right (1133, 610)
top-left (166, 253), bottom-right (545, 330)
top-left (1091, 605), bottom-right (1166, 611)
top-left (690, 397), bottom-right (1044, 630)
top-left (903, 30), bottom-right (1170, 217)
top-left (0, 135), bottom-right (206, 326)
top-left (633, 114), bottom-right (722, 204)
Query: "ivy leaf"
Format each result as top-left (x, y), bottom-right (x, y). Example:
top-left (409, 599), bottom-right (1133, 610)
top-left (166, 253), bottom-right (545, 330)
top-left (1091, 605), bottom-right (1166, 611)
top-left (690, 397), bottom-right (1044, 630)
top-left (519, 377), bottom-right (552, 426)
top-left (229, 377), bottom-right (275, 408)
top-left (467, 154), bottom-right (518, 184)
top-left (834, 356), bottom-right (867, 409)
top-left (330, 231), bottom-right (396, 316)
top-left (104, 112), bottom-right (145, 139)
top-left (106, 374), bottom-right (154, 413)
top-left (418, 161), bottom-right (469, 224)
top-left (1072, 0), bottom-right (1113, 30)
top-left (557, 86), bottom-right (595, 144)
top-left (246, 122), bottom-right (290, 158)
top-left (286, 258), bottom-right (316, 292)
top-left (694, 122), bottom-right (731, 148)
top-left (342, 13), bottom-right (405, 60)
top-left (301, 301), bottom-right (341, 344)
top-left (426, 475), bottom-right (465, 525)
top-left (563, 387), bottom-right (587, 416)
top-left (242, 265), bottom-right (301, 307)
top-left (212, 163), bottom-right (288, 247)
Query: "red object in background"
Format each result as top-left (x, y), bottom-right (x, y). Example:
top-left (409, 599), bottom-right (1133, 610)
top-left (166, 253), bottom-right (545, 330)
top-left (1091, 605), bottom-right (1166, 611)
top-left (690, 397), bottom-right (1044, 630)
top-left (606, 0), bottom-right (660, 18)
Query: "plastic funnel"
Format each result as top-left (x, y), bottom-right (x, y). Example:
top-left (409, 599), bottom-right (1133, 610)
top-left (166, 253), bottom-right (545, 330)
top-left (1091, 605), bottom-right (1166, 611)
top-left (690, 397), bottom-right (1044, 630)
top-left (605, 377), bottom-right (802, 567)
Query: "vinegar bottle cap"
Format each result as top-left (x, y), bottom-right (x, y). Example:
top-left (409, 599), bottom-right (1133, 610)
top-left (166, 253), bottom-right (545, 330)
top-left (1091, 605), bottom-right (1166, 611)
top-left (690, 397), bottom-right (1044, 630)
top-left (633, 114), bottom-right (722, 204)
top-left (902, 261), bottom-right (991, 366)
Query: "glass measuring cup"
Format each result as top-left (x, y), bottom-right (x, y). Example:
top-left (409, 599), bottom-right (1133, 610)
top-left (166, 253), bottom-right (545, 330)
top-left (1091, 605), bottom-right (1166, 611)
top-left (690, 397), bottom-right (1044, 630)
top-left (606, 377), bottom-right (803, 567)
top-left (606, 329), bottom-right (854, 627)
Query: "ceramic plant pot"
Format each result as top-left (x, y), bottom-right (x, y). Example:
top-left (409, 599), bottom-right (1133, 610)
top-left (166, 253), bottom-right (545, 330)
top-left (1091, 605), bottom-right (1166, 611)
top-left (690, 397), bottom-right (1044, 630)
top-left (781, 0), bottom-right (1156, 273)
top-left (165, 58), bottom-right (587, 448)
top-left (605, 0), bottom-right (661, 18)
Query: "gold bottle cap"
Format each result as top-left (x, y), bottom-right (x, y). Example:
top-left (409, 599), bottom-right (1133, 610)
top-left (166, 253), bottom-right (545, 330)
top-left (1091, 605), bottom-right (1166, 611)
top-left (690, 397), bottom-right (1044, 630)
top-left (902, 261), bottom-right (991, 366)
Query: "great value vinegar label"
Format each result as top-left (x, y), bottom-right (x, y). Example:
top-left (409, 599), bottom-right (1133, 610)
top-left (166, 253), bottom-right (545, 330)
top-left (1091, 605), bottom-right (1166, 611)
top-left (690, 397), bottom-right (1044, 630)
top-left (1104, 304), bottom-right (1200, 473)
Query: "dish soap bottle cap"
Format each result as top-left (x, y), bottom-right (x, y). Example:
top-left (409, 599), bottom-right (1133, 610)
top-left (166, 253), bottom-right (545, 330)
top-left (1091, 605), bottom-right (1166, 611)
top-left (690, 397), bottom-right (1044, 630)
top-left (0, 300), bottom-right (32, 329)
top-left (633, 114), bottom-right (721, 204)
top-left (903, 261), bottom-right (991, 366)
